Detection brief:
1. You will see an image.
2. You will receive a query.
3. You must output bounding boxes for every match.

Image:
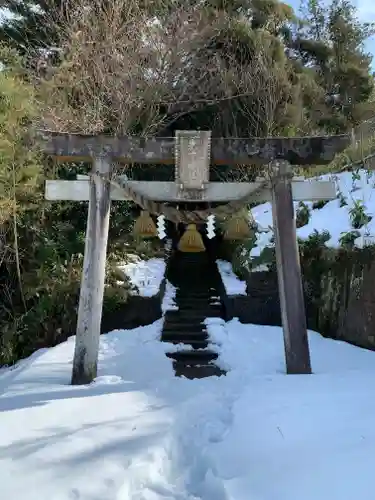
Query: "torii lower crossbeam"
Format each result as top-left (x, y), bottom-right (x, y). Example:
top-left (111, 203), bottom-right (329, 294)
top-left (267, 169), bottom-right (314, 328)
top-left (45, 179), bottom-right (337, 203)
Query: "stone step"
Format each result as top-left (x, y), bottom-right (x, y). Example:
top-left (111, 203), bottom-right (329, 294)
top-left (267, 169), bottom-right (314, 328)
top-left (172, 361), bottom-right (225, 379)
top-left (177, 298), bottom-right (222, 305)
top-left (162, 339), bottom-right (209, 349)
top-left (173, 273), bottom-right (218, 279)
top-left (166, 350), bottom-right (218, 364)
top-left (177, 301), bottom-right (220, 308)
top-left (173, 283), bottom-right (219, 291)
top-left (175, 306), bottom-right (222, 314)
top-left (164, 252), bottom-right (227, 379)
top-left (163, 322), bottom-right (206, 332)
top-left (176, 298), bottom-right (215, 304)
top-left (170, 265), bottom-right (216, 272)
top-left (171, 256), bottom-right (211, 264)
top-left (163, 319), bottom-right (218, 327)
top-left (177, 292), bottom-right (212, 297)
top-left (164, 316), bottom-right (205, 323)
top-left (176, 283), bottom-right (216, 287)
top-left (177, 292), bottom-right (219, 297)
top-left (171, 262), bottom-right (215, 268)
top-left (165, 309), bottom-right (222, 320)
top-left (161, 331), bottom-right (209, 342)
top-left (176, 291), bottom-right (217, 297)
top-left (169, 262), bottom-right (212, 268)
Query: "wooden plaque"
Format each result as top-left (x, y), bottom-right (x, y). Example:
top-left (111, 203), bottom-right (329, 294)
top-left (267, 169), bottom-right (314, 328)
top-left (174, 130), bottom-right (211, 196)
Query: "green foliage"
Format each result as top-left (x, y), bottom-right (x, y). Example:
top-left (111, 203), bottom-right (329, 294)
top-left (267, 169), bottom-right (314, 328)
top-left (338, 190), bottom-right (348, 207)
top-left (251, 245), bottom-right (276, 272)
top-left (0, 51), bottom-right (41, 222)
top-left (296, 201), bottom-right (311, 228)
top-left (296, 0), bottom-right (375, 133)
top-left (0, 53), bottom-right (43, 363)
top-left (314, 244), bottom-right (375, 344)
top-left (351, 170), bottom-right (361, 189)
top-left (339, 229), bottom-right (360, 248)
top-left (312, 199), bottom-right (329, 209)
top-left (298, 229), bottom-right (331, 304)
top-left (348, 199), bottom-right (372, 229)
top-left (230, 231), bottom-right (257, 279)
top-left (299, 229), bottom-right (331, 249)
top-left (0, 45), bottom-right (159, 366)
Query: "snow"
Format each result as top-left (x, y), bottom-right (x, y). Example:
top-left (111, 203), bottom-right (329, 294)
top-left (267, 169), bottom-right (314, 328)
top-left (251, 170), bottom-right (375, 257)
top-left (3, 169), bottom-right (375, 498)
top-left (216, 259), bottom-right (247, 295)
top-left (2, 319), bottom-right (375, 499)
top-left (161, 279), bottom-right (178, 313)
top-left (116, 256), bottom-right (166, 297)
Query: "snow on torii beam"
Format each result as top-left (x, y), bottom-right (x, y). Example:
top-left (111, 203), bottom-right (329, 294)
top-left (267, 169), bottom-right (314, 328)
top-left (39, 130), bottom-right (351, 165)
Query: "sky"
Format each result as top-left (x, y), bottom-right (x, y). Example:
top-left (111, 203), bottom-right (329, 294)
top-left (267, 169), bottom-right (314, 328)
top-left (289, 0), bottom-right (375, 61)
top-left (289, 0), bottom-right (375, 18)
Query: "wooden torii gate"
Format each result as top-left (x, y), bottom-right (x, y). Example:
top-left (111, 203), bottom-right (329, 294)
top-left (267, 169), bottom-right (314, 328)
top-left (42, 130), bottom-right (350, 385)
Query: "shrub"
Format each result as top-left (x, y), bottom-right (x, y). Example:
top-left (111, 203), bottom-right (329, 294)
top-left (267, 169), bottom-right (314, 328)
top-left (349, 200), bottom-right (372, 229)
top-left (296, 202), bottom-right (310, 228)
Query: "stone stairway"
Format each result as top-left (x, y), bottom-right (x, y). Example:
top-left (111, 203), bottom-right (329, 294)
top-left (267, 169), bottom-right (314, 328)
top-left (162, 251), bottom-right (226, 379)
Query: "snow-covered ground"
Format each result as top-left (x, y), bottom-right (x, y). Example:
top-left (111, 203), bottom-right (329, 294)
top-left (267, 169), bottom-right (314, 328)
top-left (161, 279), bottom-right (178, 313)
top-left (251, 170), bottom-right (375, 257)
top-left (216, 260), bottom-right (247, 296)
top-left (2, 170), bottom-right (375, 499)
top-left (116, 256), bottom-right (166, 297)
top-left (1, 319), bottom-right (375, 500)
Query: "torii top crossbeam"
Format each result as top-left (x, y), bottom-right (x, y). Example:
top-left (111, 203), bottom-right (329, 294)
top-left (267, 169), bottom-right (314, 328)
top-left (39, 130), bottom-right (351, 165)
top-left (43, 130), bottom-right (351, 207)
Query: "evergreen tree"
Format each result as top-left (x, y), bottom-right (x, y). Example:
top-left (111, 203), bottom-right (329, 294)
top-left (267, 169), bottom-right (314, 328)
top-left (0, 44), bottom-right (42, 363)
top-left (296, 0), bottom-right (375, 132)
top-left (158, 0), bottom-right (305, 138)
top-left (0, 43), bottom-right (135, 365)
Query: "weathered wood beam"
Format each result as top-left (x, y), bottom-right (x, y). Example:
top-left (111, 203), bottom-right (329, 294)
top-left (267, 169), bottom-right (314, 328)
top-left (71, 155), bottom-right (112, 385)
top-left (271, 160), bottom-right (312, 374)
top-left (45, 179), bottom-right (337, 203)
top-left (81, 175), bottom-right (307, 181)
top-left (39, 130), bottom-right (351, 166)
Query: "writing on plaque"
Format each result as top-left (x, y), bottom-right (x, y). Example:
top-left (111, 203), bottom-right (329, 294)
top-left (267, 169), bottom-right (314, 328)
top-left (175, 130), bottom-right (211, 191)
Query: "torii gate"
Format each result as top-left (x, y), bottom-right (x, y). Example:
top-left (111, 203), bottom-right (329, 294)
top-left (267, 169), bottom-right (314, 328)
top-left (42, 130), bottom-right (350, 384)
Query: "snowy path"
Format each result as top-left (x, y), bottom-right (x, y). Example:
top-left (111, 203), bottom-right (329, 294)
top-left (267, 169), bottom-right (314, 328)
top-left (1, 319), bottom-right (375, 499)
